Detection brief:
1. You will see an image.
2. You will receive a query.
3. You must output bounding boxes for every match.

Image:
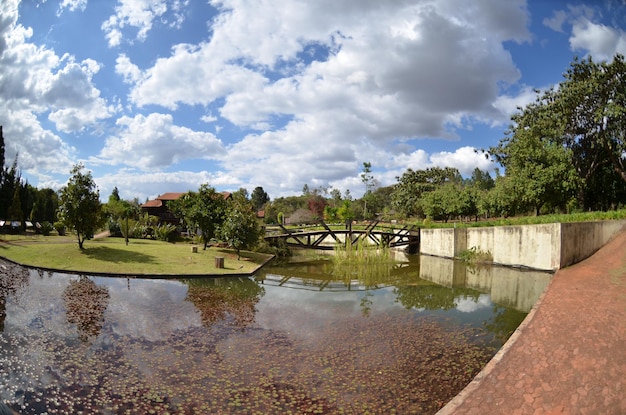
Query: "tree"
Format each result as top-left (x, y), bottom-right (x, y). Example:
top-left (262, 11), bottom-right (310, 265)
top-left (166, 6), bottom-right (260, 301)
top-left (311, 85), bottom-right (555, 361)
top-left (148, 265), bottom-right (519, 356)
top-left (0, 154), bottom-right (20, 220)
top-left (391, 167), bottom-right (461, 217)
top-left (250, 186), bottom-right (270, 211)
top-left (221, 197), bottom-right (261, 260)
top-left (360, 162), bottom-right (379, 219)
top-left (558, 55), bottom-right (626, 185)
top-left (489, 90), bottom-right (580, 216)
top-left (58, 164), bottom-right (104, 249)
top-left (172, 184), bottom-right (227, 250)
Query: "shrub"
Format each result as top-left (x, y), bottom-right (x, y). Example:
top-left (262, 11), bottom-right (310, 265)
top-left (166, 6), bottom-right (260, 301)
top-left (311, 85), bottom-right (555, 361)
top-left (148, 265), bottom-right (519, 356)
top-left (40, 221), bottom-right (55, 236)
top-left (53, 221), bottom-right (66, 236)
top-left (154, 223), bottom-right (177, 242)
top-left (107, 218), bottom-right (122, 237)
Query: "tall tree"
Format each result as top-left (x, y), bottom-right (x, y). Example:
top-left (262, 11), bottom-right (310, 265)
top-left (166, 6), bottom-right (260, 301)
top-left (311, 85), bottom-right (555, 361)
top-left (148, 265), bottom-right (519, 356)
top-left (519, 54), bottom-right (626, 210)
top-left (490, 98), bottom-right (580, 216)
top-left (58, 164), bottom-right (104, 249)
top-left (250, 186), bottom-right (270, 211)
top-left (360, 162), bottom-right (379, 219)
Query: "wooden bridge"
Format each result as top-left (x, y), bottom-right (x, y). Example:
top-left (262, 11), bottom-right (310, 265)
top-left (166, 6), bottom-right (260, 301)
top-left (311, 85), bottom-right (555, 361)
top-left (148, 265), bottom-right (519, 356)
top-left (264, 221), bottom-right (420, 253)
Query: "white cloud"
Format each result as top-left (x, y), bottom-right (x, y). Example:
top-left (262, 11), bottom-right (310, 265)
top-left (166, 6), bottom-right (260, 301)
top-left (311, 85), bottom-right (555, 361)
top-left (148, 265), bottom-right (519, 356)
top-left (126, 0), bottom-right (527, 135)
top-left (491, 86), bottom-right (539, 125)
top-left (115, 53), bottom-right (141, 84)
top-left (95, 169), bottom-right (239, 202)
top-left (543, 4), bottom-right (626, 61)
top-left (102, 0), bottom-right (188, 47)
top-left (0, 0), bottom-right (99, 178)
top-left (455, 294), bottom-right (492, 313)
top-left (96, 113), bottom-right (225, 170)
top-left (430, 146), bottom-right (494, 176)
top-left (57, 0), bottom-right (87, 14)
top-left (570, 19), bottom-right (626, 60)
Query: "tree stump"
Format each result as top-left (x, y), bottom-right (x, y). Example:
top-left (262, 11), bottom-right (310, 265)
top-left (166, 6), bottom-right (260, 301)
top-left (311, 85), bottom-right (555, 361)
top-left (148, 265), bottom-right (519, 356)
top-left (191, 246), bottom-right (198, 253)
top-left (215, 257), bottom-right (224, 268)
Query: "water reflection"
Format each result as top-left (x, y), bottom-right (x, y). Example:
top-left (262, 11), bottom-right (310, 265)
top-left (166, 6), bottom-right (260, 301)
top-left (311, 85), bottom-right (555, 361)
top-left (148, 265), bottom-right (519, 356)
top-left (419, 255), bottom-right (553, 313)
top-left (62, 276), bottom-right (110, 341)
top-left (0, 255), bottom-right (552, 414)
top-left (184, 277), bottom-right (265, 329)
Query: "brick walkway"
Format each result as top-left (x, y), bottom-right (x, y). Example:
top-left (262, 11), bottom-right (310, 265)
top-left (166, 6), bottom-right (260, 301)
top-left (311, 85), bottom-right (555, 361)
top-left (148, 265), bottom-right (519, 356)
top-left (438, 231), bottom-right (626, 415)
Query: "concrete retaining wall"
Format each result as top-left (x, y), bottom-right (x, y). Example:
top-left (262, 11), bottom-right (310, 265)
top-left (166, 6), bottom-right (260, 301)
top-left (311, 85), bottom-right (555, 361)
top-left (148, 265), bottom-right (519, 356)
top-left (420, 220), bottom-right (626, 271)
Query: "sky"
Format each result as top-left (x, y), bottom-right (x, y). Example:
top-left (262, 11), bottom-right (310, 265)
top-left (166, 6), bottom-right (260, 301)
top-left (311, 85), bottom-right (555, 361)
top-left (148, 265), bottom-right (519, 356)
top-left (1, 0), bottom-right (626, 202)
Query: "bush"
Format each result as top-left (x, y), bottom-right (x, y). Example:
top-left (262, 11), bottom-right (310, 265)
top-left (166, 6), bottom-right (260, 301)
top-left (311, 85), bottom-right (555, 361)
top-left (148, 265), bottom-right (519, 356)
top-left (40, 221), bottom-right (55, 236)
top-left (154, 223), bottom-right (177, 242)
top-left (53, 221), bottom-right (66, 236)
top-left (107, 218), bottom-right (122, 237)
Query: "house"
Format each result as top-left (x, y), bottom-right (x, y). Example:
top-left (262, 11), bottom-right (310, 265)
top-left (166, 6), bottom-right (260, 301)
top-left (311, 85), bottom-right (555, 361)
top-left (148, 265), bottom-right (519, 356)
top-left (141, 191), bottom-right (233, 225)
top-left (141, 193), bottom-right (186, 225)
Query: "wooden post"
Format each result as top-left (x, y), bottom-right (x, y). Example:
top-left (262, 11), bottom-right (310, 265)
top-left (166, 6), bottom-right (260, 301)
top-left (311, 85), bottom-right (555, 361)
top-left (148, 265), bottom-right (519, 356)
top-left (215, 257), bottom-right (224, 268)
top-left (191, 246), bottom-right (198, 253)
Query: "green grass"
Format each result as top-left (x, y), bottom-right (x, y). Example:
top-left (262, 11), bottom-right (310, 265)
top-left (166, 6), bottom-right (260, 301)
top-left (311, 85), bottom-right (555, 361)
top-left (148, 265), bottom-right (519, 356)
top-left (414, 209), bottom-right (626, 229)
top-left (0, 236), bottom-right (273, 276)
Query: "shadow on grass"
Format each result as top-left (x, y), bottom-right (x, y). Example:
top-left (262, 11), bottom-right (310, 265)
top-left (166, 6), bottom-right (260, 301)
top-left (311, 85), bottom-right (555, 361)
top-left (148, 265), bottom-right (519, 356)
top-left (81, 246), bottom-right (157, 264)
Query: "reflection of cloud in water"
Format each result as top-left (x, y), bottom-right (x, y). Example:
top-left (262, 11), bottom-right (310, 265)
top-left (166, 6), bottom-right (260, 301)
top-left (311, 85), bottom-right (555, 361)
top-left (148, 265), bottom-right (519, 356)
top-left (254, 284), bottom-right (405, 341)
top-left (96, 277), bottom-right (201, 341)
top-left (454, 294), bottom-right (492, 313)
top-left (7, 273), bottom-right (202, 342)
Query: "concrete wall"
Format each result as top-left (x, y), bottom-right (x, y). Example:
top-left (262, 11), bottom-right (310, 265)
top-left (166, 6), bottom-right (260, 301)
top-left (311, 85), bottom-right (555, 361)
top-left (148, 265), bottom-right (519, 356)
top-left (420, 220), bottom-right (626, 271)
top-left (492, 224), bottom-right (561, 270)
top-left (560, 220), bottom-right (626, 267)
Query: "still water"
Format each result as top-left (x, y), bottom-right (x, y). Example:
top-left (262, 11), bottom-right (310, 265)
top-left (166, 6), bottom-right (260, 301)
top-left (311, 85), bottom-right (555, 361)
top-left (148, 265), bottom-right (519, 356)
top-left (0, 254), bottom-right (552, 414)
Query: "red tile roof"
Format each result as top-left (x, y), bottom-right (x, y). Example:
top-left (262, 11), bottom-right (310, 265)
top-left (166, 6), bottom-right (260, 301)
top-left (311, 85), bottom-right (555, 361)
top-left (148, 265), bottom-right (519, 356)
top-left (141, 199), bottom-right (163, 208)
top-left (157, 192), bottom-right (186, 201)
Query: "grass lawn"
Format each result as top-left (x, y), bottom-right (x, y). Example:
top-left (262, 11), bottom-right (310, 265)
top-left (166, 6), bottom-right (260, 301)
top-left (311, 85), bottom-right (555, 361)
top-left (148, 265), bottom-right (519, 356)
top-left (0, 235), bottom-right (273, 276)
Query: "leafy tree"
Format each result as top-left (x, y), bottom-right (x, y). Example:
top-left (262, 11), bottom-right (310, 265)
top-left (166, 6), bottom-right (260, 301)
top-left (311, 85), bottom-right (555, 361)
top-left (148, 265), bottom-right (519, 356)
top-left (391, 167), bottom-right (461, 217)
top-left (490, 91), bottom-right (580, 215)
top-left (558, 55), bottom-right (626, 185)
top-left (232, 187), bottom-right (249, 202)
top-left (171, 184), bottom-right (227, 250)
top-left (264, 195), bottom-right (307, 224)
top-left (337, 199), bottom-right (355, 222)
top-left (221, 197), bottom-right (261, 259)
top-left (250, 186), bottom-right (270, 211)
top-left (468, 168), bottom-right (494, 191)
top-left (58, 164), bottom-right (104, 249)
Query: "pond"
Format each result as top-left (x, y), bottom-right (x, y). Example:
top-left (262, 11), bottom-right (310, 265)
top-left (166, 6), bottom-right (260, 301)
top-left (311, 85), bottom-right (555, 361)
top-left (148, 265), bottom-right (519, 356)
top-left (0, 253), bottom-right (552, 414)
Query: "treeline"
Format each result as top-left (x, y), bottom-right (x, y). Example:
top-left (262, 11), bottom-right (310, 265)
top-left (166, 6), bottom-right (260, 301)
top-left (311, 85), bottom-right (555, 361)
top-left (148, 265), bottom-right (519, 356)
top-left (0, 126), bottom-right (59, 231)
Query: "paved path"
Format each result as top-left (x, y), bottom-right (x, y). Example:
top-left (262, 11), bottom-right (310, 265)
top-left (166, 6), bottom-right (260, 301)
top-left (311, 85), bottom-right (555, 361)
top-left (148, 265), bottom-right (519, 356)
top-left (438, 230), bottom-right (626, 415)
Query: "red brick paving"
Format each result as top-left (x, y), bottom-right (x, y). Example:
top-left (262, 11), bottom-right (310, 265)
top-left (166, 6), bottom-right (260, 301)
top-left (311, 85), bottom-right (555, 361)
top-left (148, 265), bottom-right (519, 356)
top-left (438, 231), bottom-right (626, 415)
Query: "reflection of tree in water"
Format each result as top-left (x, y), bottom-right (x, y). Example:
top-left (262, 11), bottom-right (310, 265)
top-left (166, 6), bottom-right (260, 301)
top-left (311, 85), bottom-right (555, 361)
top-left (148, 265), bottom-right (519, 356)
top-left (394, 283), bottom-right (481, 311)
top-left (62, 276), bottom-right (110, 341)
top-left (185, 277), bottom-right (265, 329)
top-left (0, 262), bottom-right (30, 332)
top-left (484, 306), bottom-right (527, 342)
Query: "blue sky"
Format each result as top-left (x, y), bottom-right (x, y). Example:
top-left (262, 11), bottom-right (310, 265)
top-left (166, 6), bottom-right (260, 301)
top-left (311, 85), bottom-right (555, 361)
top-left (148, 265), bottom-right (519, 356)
top-left (1, 0), bottom-right (625, 202)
